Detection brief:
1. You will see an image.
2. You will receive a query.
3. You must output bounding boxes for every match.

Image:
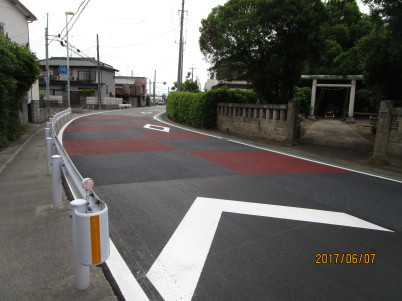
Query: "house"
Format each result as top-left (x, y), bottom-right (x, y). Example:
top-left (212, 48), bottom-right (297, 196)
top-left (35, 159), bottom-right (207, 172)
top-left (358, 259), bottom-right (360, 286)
top-left (204, 79), bottom-right (252, 91)
top-left (38, 57), bottom-right (119, 109)
top-left (0, 0), bottom-right (38, 123)
top-left (115, 76), bottom-right (148, 107)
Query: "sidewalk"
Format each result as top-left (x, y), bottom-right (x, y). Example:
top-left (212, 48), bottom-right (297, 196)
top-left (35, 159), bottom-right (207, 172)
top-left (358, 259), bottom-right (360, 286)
top-left (0, 124), bottom-right (118, 301)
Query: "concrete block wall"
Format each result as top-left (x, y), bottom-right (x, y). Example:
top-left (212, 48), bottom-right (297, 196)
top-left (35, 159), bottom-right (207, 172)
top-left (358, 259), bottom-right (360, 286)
top-left (217, 101), bottom-right (299, 143)
top-left (370, 101), bottom-right (402, 164)
top-left (387, 108), bottom-right (402, 157)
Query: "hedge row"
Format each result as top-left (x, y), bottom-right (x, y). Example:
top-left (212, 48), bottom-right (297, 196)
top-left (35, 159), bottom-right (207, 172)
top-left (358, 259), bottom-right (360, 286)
top-left (166, 87), bottom-right (257, 128)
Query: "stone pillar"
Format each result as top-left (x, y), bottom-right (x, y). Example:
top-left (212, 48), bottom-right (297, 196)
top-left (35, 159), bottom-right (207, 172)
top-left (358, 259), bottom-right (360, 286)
top-left (286, 100), bottom-right (300, 144)
top-left (346, 79), bottom-right (356, 122)
top-left (308, 79), bottom-right (317, 119)
top-left (369, 100), bottom-right (394, 165)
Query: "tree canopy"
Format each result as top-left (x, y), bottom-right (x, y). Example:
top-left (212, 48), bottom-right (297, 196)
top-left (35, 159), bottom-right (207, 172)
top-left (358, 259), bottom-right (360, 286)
top-left (200, 0), bottom-right (402, 105)
top-left (358, 0), bottom-right (402, 102)
top-left (199, 0), bottom-right (325, 104)
top-left (0, 35), bottom-right (40, 147)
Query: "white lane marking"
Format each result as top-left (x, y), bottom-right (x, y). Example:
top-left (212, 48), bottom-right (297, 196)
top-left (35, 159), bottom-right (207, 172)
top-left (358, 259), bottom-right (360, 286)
top-left (154, 112), bottom-right (402, 184)
top-left (144, 124), bottom-right (170, 132)
top-left (147, 197), bottom-right (392, 301)
top-left (107, 241), bottom-right (150, 301)
top-left (59, 112), bottom-right (150, 301)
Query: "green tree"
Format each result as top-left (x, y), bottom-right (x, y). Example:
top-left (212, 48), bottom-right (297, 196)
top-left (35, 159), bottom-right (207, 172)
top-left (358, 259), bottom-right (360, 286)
top-left (0, 35), bottom-right (40, 147)
top-left (181, 72), bottom-right (200, 93)
top-left (199, 0), bottom-right (325, 104)
top-left (307, 0), bottom-right (373, 75)
top-left (358, 0), bottom-right (402, 102)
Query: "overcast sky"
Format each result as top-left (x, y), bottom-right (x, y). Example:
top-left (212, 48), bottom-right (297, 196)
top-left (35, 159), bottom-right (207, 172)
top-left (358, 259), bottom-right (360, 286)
top-left (26, 0), bottom-right (369, 94)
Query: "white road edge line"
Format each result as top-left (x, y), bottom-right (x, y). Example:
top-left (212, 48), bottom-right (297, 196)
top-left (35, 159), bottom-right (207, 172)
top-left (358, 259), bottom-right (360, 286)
top-left (154, 112), bottom-right (402, 184)
top-left (147, 196), bottom-right (392, 301)
top-left (59, 111), bottom-right (150, 301)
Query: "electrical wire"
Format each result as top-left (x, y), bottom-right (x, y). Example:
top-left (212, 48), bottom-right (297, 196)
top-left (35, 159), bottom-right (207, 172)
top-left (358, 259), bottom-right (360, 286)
top-left (58, 0), bottom-right (91, 39)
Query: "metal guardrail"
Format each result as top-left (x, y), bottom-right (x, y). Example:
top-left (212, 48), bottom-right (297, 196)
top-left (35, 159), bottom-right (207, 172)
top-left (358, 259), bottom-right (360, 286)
top-left (49, 108), bottom-right (105, 211)
top-left (47, 108), bottom-right (109, 290)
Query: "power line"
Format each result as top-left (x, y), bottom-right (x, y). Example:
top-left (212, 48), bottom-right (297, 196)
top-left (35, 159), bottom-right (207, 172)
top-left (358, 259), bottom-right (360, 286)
top-left (64, 0), bottom-right (92, 38)
top-left (59, 0), bottom-right (92, 39)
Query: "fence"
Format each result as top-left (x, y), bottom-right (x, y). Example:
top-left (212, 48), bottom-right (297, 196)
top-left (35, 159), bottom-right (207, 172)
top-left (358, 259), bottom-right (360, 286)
top-left (217, 100), bottom-right (300, 143)
top-left (29, 99), bottom-right (66, 123)
top-left (85, 96), bottom-right (123, 109)
top-left (370, 100), bottom-right (402, 164)
top-left (46, 109), bottom-right (109, 290)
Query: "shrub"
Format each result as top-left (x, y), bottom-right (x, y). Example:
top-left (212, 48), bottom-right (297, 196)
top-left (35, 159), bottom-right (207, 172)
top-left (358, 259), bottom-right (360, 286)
top-left (293, 86), bottom-right (311, 116)
top-left (82, 88), bottom-right (96, 96)
top-left (166, 87), bottom-right (257, 128)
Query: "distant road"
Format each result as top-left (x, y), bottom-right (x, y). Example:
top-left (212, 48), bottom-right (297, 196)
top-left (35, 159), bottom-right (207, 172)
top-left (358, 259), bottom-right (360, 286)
top-left (63, 107), bottom-right (402, 301)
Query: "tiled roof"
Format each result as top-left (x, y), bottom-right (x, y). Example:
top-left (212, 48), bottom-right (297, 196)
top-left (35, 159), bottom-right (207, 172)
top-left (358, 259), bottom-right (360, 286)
top-left (38, 57), bottom-right (118, 72)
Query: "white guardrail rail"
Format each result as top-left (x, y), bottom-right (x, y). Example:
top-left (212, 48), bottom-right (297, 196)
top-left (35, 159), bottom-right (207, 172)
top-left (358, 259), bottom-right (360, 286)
top-left (46, 108), bottom-right (110, 290)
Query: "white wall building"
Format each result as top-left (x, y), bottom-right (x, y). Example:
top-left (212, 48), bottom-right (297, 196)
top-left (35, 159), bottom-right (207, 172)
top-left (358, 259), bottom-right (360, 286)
top-left (0, 0), bottom-right (39, 123)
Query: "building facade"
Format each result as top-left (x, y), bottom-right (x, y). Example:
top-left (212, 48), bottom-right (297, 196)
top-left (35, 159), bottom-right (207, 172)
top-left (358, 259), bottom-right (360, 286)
top-left (115, 76), bottom-right (148, 107)
top-left (0, 0), bottom-right (38, 123)
top-left (38, 57), bottom-right (119, 108)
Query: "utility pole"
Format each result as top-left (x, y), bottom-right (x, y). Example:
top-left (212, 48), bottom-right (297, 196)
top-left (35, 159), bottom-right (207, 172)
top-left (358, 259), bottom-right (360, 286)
top-left (149, 79), bottom-right (152, 101)
top-left (97, 34), bottom-right (101, 110)
top-left (45, 13), bottom-right (50, 113)
top-left (153, 70), bottom-right (156, 104)
top-left (190, 67), bottom-right (195, 81)
top-left (177, 0), bottom-right (185, 91)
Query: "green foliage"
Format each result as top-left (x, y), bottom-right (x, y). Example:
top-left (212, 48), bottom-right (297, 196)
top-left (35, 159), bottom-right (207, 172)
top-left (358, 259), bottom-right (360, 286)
top-left (293, 87), bottom-right (311, 116)
top-left (357, 0), bottom-right (402, 103)
top-left (182, 73), bottom-right (200, 93)
top-left (82, 88), bottom-right (96, 96)
top-left (199, 0), bottom-right (325, 104)
top-left (146, 95), bottom-right (151, 106)
top-left (167, 87), bottom-right (257, 128)
top-left (308, 0), bottom-right (372, 75)
top-left (0, 35), bottom-right (40, 147)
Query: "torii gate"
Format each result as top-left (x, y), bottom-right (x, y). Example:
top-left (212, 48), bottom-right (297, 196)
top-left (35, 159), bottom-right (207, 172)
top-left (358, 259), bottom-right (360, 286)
top-left (301, 75), bottom-right (364, 121)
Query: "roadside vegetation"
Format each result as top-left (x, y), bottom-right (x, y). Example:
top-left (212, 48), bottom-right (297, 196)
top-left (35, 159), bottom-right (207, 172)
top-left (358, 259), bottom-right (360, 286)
top-left (199, 0), bottom-right (402, 110)
top-left (167, 87), bottom-right (257, 129)
top-left (0, 35), bottom-right (40, 148)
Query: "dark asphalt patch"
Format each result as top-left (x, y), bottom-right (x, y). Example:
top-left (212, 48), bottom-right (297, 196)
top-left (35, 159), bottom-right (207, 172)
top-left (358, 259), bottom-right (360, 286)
top-left (69, 151), bottom-right (237, 185)
top-left (194, 213), bottom-right (402, 301)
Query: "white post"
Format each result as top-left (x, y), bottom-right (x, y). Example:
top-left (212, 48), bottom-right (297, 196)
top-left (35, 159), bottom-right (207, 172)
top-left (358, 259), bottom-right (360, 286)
top-left (45, 127), bottom-right (50, 139)
top-left (347, 79), bottom-right (356, 122)
top-left (71, 199), bottom-right (90, 290)
top-left (308, 79), bottom-right (317, 119)
top-left (45, 137), bottom-right (53, 175)
top-left (51, 155), bottom-right (63, 208)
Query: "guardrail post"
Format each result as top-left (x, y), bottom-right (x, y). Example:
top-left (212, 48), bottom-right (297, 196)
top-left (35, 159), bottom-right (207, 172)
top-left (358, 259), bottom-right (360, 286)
top-left (45, 127), bottom-right (50, 139)
top-left (71, 199), bottom-right (90, 290)
top-left (45, 137), bottom-right (53, 175)
top-left (51, 155), bottom-right (63, 208)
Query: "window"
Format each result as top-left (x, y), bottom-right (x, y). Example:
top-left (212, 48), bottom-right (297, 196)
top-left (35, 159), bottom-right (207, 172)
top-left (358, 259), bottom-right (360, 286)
top-left (78, 71), bottom-right (89, 81)
top-left (0, 23), bottom-right (4, 35)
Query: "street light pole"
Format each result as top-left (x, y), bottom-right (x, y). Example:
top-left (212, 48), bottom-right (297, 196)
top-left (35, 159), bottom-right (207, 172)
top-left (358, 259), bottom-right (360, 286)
top-left (65, 11), bottom-right (74, 108)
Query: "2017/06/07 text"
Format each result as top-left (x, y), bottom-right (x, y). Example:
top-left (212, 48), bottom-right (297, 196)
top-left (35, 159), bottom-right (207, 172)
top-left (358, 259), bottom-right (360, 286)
top-left (315, 253), bottom-right (376, 264)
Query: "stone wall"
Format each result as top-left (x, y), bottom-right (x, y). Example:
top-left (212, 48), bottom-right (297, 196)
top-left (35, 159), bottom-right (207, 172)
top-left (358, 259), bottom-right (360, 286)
top-left (85, 96), bottom-right (123, 110)
top-left (370, 100), bottom-right (402, 164)
top-left (30, 100), bottom-right (64, 123)
top-left (217, 101), bottom-right (299, 144)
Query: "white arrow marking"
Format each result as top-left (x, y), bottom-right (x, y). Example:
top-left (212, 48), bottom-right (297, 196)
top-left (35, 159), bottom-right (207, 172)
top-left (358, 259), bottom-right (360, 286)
top-left (147, 197), bottom-right (392, 301)
top-left (144, 124), bottom-right (170, 132)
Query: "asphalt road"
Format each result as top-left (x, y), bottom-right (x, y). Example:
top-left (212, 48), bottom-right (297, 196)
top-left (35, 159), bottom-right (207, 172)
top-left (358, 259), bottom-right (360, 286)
top-left (63, 107), bottom-right (402, 301)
